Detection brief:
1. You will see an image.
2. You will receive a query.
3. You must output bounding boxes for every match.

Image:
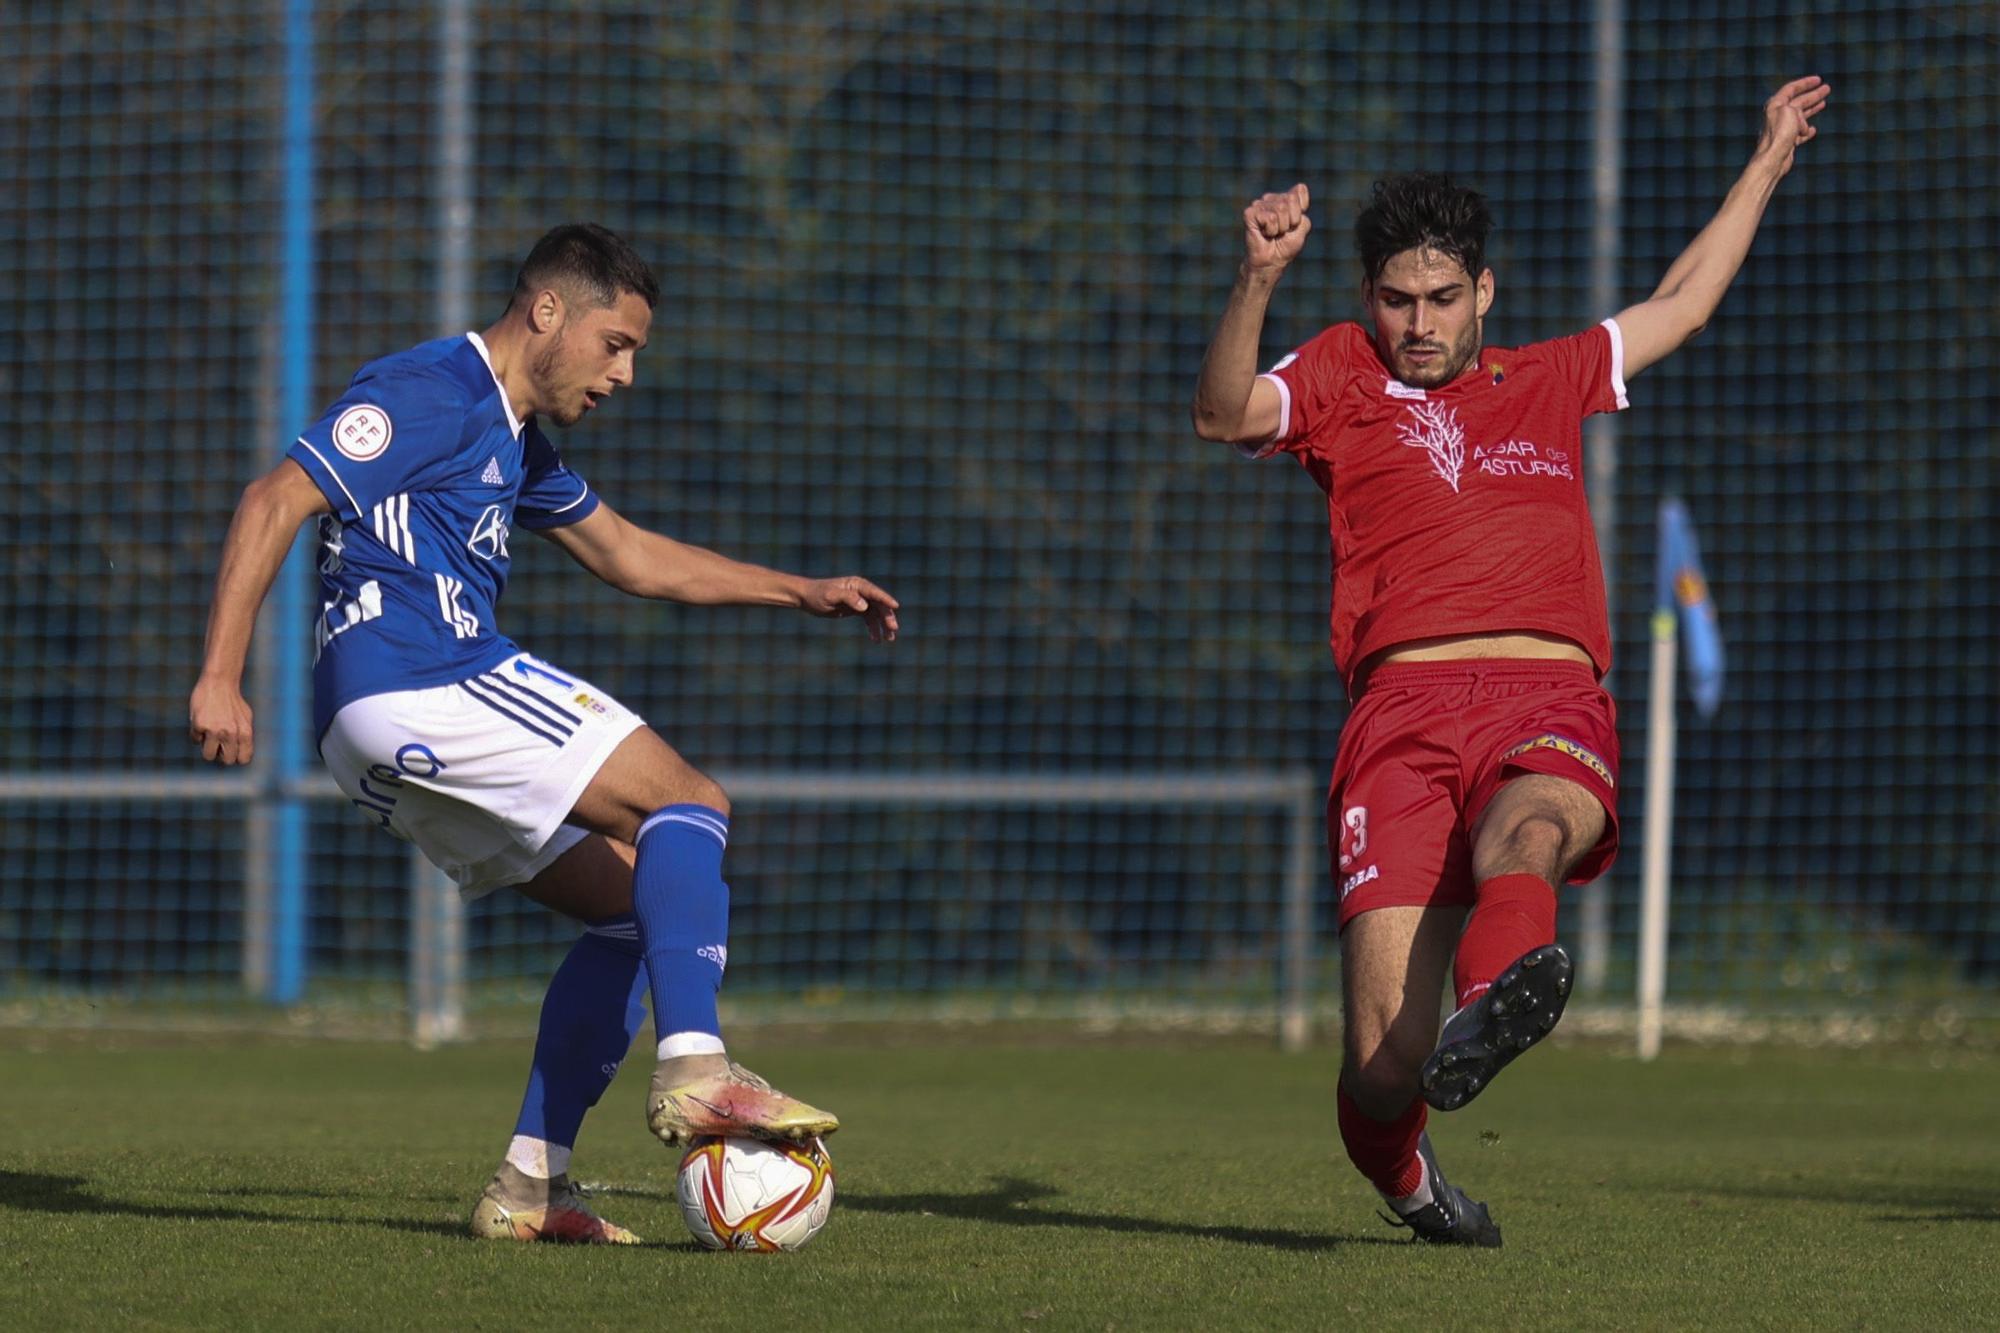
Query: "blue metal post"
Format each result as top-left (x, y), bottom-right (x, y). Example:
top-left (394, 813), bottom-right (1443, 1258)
top-left (269, 0), bottom-right (316, 1004)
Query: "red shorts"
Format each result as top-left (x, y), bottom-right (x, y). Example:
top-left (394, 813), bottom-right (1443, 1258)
top-left (1328, 659), bottom-right (1621, 929)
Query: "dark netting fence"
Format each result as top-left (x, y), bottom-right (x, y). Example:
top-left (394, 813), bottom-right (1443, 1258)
top-left (2, 2), bottom-right (1993, 1035)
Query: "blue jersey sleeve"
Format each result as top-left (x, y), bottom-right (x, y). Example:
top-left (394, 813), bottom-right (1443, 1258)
top-left (287, 370), bottom-right (467, 523)
top-left (516, 423), bottom-right (600, 530)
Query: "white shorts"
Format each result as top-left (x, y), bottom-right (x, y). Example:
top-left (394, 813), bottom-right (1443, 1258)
top-left (319, 651), bottom-right (646, 899)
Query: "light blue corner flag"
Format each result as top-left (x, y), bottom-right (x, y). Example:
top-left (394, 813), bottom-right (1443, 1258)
top-left (1655, 499), bottom-right (1726, 717)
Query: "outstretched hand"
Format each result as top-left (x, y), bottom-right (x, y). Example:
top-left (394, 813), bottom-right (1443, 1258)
top-left (802, 575), bottom-right (900, 642)
top-left (1242, 183), bottom-right (1311, 273)
top-left (1753, 76), bottom-right (1831, 177)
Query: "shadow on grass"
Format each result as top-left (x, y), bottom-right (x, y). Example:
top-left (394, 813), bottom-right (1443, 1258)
top-left (204, 1184), bottom-right (459, 1205)
top-left (1, 1170), bottom-right (1411, 1251)
top-left (0, 1170), bottom-right (465, 1239)
top-left (1649, 1178), bottom-right (2000, 1225)
top-left (843, 1174), bottom-right (1399, 1251)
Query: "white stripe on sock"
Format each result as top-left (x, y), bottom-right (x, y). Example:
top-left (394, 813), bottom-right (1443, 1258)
top-left (680, 813), bottom-right (730, 842)
top-left (636, 809), bottom-right (729, 848)
top-left (649, 808), bottom-right (728, 842)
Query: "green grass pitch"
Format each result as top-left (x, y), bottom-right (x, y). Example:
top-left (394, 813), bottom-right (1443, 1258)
top-left (3, 1030), bottom-right (1994, 1329)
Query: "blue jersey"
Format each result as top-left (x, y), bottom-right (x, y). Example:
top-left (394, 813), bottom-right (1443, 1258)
top-left (286, 332), bottom-right (600, 736)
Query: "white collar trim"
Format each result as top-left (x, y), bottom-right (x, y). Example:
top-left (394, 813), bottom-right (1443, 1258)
top-left (465, 331), bottom-right (525, 438)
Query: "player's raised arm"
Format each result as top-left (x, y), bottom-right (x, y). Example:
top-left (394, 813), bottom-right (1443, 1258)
top-left (537, 502), bottom-right (899, 642)
top-left (188, 459), bottom-right (333, 764)
top-left (1614, 76), bottom-right (1831, 380)
top-left (1191, 183), bottom-right (1311, 445)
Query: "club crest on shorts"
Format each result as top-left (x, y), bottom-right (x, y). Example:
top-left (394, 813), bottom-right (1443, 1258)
top-left (332, 404), bottom-right (393, 461)
top-left (1503, 733), bottom-right (1613, 788)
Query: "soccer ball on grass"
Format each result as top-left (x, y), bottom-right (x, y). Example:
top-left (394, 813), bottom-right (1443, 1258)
top-left (676, 1135), bottom-right (835, 1251)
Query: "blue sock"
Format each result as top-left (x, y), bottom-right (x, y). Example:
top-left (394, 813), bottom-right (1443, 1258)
top-left (511, 914), bottom-right (649, 1157)
top-left (631, 804), bottom-right (731, 1053)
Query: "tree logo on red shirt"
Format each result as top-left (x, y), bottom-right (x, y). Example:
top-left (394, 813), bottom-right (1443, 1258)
top-left (1396, 400), bottom-right (1466, 493)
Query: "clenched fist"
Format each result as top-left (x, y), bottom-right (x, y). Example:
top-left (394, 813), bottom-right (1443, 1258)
top-left (190, 676), bottom-right (255, 765)
top-left (1243, 183), bottom-right (1311, 272)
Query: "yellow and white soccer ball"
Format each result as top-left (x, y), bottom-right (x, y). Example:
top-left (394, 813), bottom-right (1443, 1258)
top-left (676, 1135), bottom-right (835, 1252)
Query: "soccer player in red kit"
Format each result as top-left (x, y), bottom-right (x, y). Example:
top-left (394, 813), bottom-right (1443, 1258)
top-left (1191, 77), bottom-right (1829, 1246)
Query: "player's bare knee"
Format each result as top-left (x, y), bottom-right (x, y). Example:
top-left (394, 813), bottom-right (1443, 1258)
top-left (700, 779), bottom-right (730, 817)
top-left (682, 770), bottom-right (729, 816)
top-left (644, 762), bottom-right (728, 817)
top-left (1473, 812), bottom-right (1568, 882)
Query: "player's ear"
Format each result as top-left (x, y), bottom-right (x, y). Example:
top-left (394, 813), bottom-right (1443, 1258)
top-left (528, 288), bottom-right (563, 336)
top-left (1475, 268), bottom-right (1495, 319)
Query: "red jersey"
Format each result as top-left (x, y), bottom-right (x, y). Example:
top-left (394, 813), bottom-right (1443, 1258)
top-left (1252, 319), bottom-right (1628, 690)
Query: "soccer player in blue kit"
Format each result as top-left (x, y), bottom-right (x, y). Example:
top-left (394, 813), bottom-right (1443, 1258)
top-left (189, 224), bottom-right (898, 1244)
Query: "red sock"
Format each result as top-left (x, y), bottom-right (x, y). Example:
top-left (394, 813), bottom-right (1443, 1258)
top-left (1453, 872), bottom-right (1557, 1008)
top-left (1336, 1085), bottom-right (1427, 1198)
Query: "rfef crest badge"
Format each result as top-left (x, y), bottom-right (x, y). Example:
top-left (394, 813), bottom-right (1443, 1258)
top-left (333, 405), bottom-right (394, 461)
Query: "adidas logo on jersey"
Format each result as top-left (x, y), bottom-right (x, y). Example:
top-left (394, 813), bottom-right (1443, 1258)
top-left (480, 456), bottom-right (504, 485)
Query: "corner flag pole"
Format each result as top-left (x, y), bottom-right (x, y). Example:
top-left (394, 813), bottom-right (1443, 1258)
top-left (1638, 499), bottom-right (1725, 1060)
top-left (1635, 597), bottom-right (1677, 1062)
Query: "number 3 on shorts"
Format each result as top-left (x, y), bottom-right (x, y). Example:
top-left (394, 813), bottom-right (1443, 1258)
top-left (1339, 806), bottom-right (1368, 871)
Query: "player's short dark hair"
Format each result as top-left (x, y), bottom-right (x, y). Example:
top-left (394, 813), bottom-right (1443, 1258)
top-left (511, 223), bottom-right (659, 311)
top-left (1353, 174), bottom-right (1492, 283)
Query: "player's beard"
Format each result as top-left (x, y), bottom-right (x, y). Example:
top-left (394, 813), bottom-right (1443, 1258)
top-left (531, 327), bottom-right (586, 428)
top-left (1395, 319), bottom-right (1481, 389)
